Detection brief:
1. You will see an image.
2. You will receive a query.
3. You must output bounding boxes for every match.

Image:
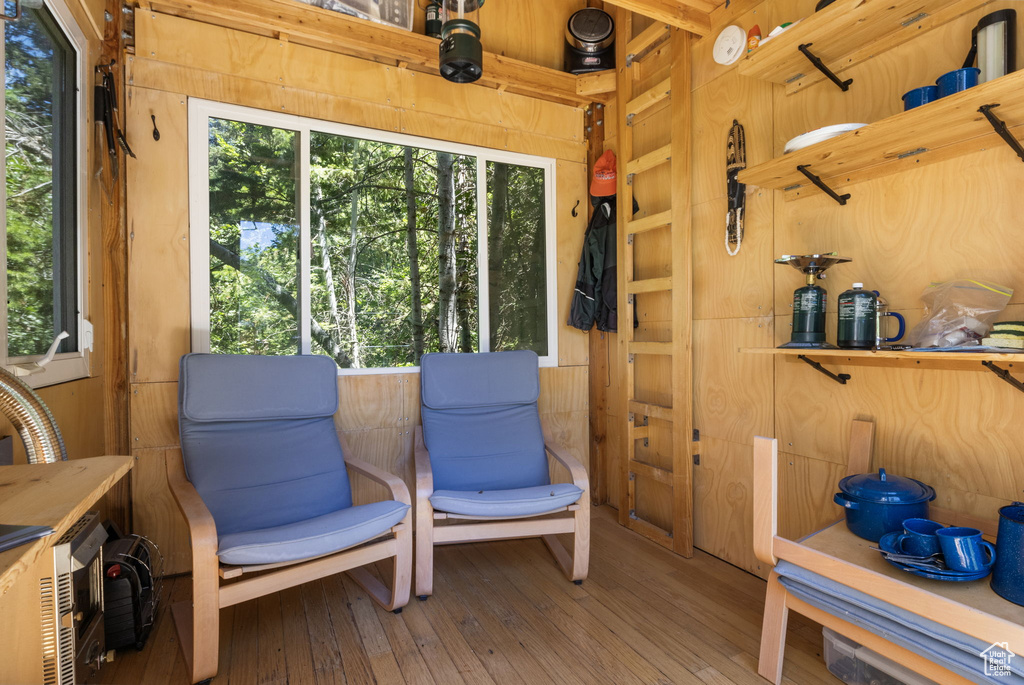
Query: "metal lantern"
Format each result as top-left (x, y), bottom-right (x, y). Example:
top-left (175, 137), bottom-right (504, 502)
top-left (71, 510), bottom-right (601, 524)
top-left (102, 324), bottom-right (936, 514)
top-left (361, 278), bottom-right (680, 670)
top-left (439, 0), bottom-right (484, 84)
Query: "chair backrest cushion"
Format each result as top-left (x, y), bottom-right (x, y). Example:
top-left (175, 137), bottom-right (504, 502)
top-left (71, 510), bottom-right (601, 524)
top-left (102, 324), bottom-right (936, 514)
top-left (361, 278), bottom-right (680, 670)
top-left (420, 351), bottom-right (549, 491)
top-left (178, 353), bottom-right (353, 536)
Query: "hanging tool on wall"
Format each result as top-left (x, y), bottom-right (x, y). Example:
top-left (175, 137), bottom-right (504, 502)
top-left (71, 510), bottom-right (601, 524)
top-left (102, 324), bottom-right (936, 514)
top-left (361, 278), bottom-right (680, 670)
top-left (95, 60), bottom-right (135, 179)
top-left (725, 119), bottom-right (746, 256)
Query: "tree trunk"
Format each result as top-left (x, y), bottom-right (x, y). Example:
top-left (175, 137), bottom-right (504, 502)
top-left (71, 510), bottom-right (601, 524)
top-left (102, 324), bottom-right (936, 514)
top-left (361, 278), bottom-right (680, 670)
top-left (348, 188), bottom-right (362, 367)
top-left (405, 147), bottom-right (424, 364)
top-left (436, 152), bottom-right (458, 353)
top-left (488, 162), bottom-right (509, 350)
top-left (314, 184), bottom-right (344, 354)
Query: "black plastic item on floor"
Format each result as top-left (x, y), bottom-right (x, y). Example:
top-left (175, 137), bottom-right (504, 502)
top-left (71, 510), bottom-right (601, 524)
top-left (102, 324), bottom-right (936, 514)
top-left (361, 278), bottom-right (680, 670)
top-left (102, 529), bottom-right (162, 651)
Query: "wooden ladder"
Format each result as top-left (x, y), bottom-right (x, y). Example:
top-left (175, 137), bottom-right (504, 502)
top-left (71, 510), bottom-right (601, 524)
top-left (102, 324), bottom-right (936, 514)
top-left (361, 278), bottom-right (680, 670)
top-left (614, 12), bottom-right (694, 556)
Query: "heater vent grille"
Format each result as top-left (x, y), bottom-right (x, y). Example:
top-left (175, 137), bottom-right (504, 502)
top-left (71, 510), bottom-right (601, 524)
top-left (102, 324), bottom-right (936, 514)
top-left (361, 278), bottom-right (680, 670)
top-left (56, 515), bottom-right (91, 545)
top-left (55, 568), bottom-right (75, 685)
top-left (40, 576), bottom-right (57, 685)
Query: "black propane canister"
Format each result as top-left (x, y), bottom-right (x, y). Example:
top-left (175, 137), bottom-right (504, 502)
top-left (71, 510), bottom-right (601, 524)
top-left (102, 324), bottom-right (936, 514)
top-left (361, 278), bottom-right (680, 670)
top-left (425, 2), bottom-right (442, 38)
top-left (837, 283), bottom-right (877, 349)
top-left (792, 283), bottom-right (828, 344)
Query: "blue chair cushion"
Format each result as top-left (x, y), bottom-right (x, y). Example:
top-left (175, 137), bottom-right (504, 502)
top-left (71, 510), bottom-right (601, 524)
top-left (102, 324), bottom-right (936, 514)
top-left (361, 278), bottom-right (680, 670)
top-left (775, 559), bottom-right (1024, 684)
top-left (178, 354), bottom-right (355, 536)
top-left (430, 483), bottom-right (583, 517)
top-left (420, 351), bottom-right (550, 492)
top-left (217, 499), bottom-right (410, 566)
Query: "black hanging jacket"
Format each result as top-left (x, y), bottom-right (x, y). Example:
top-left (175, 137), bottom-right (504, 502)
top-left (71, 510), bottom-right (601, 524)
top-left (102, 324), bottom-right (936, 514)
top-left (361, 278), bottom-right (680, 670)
top-left (568, 197), bottom-right (618, 332)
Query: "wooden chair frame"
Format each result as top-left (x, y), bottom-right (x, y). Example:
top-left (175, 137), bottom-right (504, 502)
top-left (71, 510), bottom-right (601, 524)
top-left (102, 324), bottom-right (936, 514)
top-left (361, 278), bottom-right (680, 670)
top-left (414, 426), bottom-right (590, 598)
top-left (167, 438), bottom-right (412, 684)
top-left (754, 420), bottom-right (1024, 685)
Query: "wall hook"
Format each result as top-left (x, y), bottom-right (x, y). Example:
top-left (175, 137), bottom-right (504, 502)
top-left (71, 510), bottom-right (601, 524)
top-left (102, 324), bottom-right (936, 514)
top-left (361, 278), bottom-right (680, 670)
top-left (151, 114), bottom-right (160, 141)
top-left (571, 199), bottom-right (580, 217)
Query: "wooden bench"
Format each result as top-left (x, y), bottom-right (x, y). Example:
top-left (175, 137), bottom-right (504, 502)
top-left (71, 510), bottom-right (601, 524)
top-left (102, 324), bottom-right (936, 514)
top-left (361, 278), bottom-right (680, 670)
top-left (754, 420), bottom-right (1024, 684)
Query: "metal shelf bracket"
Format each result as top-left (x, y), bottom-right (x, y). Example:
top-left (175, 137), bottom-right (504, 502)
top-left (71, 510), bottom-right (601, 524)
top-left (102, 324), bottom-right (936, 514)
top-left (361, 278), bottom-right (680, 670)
top-left (978, 104), bottom-right (1024, 164)
top-left (982, 360), bottom-right (1024, 393)
top-left (798, 355), bottom-right (851, 384)
top-left (798, 43), bottom-right (853, 92)
top-left (797, 165), bottom-right (851, 205)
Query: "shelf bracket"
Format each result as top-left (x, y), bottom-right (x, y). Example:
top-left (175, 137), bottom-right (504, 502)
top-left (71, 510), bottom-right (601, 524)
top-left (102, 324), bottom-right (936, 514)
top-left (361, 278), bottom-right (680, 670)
top-left (796, 165), bottom-right (851, 205)
top-left (978, 104), bottom-right (1024, 164)
top-left (798, 355), bottom-right (851, 385)
top-left (797, 43), bottom-right (852, 92)
top-left (982, 360), bottom-right (1024, 393)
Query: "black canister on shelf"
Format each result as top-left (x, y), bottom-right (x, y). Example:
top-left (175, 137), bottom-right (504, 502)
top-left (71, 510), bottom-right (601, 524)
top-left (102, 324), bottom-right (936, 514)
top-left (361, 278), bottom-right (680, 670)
top-left (837, 283), bottom-right (877, 349)
top-left (425, 1), bottom-right (442, 38)
top-left (792, 283), bottom-right (828, 344)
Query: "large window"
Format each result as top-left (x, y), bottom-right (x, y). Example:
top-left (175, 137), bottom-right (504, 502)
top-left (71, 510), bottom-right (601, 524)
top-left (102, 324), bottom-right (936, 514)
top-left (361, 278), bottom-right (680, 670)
top-left (189, 101), bottom-right (557, 371)
top-left (2, 0), bottom-right (88, 386)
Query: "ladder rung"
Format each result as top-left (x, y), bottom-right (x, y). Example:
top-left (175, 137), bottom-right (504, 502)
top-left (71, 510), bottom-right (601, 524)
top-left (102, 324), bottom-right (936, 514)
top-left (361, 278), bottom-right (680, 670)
top-left (626, 144), bottom-right (672, 178)
top-left (630, 460), bottom-right (673, 486)
top-left (625, 210), bottom-right (672, 235)
top-left (626, 276), bottom-right (672, 294)
top-left (629, 424), bottom-right (650, 440)
top-left (626, 78), bottom-right (671, 119)
top-left (629, 400), bottom-right (673, 423)
top-left (626, 22), bottom-right (670, 63)
top-left (626, 516), bottom-right (673, 547)
top-left (628, 341), bottom-right (673, 356)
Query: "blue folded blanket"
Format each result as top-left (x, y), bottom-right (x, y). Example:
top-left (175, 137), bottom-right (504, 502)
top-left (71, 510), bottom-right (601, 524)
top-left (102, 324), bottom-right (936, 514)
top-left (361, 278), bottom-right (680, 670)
top-left (775, 560), bottom-right (1024, 685)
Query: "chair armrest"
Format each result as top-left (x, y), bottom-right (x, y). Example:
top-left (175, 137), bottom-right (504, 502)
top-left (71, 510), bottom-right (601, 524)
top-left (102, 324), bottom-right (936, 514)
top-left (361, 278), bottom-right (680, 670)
top-left (165, 451), bottom-right (218, 557)
top-left (543, 437), bottom-right (590, 492)
top-left (344, 456), bottom-right (412, 506)
top-left (414, 426), bottom-right (434, 501)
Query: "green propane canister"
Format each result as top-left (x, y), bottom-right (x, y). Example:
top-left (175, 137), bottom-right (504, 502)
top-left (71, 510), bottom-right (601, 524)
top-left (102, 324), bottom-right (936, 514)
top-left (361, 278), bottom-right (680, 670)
top-left (792, 283), bottom-right (828, 344)
top-left (425, 2), bottom-right (442, 38)
top-left (837, 283), bottom-right (877, 349)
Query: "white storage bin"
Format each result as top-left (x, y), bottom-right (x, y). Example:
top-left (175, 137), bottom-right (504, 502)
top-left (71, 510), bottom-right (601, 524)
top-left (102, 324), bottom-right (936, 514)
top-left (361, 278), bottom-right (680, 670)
top-left (823, 627), bottom-right (940, 685)
top-left (292, 0), bottom-right (414, 31)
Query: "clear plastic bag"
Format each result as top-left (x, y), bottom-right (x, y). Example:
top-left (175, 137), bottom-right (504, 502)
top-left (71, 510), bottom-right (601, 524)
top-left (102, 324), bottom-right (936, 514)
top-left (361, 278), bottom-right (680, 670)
top-left (909, 280), bottom-right (1013, 347)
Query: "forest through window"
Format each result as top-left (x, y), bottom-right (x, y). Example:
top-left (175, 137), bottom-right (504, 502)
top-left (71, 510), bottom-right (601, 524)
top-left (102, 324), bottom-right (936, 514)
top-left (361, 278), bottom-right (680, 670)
top-left (198, 107), bottom-right (554, 370)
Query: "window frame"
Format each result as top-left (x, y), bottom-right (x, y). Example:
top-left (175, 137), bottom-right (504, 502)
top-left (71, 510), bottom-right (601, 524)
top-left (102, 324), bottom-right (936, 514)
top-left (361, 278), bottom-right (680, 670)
top-left (188, 99), bottom-right (559, 374)
top-left (0, 0), bottom-right (91, 388)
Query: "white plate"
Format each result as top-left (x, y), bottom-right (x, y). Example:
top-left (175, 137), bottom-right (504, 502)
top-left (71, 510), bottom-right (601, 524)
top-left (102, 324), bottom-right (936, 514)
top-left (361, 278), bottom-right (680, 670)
top-left (784, 123), bottom-right (868, 154)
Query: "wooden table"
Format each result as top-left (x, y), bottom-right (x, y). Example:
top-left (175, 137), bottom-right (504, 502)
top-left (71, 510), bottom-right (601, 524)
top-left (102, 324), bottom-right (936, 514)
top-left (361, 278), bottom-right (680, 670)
top-left (0, 456), bottom-right (133, 684)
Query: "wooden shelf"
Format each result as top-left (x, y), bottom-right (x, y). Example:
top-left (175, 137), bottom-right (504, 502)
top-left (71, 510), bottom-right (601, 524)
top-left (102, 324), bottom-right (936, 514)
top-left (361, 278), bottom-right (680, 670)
top-left (736, 69), bottom-right (1024, 202)
top-left (737, 0), bottom-right (987, 95)
top-left (741, 347), bottom-right (1024, 362)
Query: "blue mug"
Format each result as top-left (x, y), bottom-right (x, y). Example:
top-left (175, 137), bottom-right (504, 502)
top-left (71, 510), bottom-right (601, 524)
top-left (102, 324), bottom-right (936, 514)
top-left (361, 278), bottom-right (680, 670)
top-left (936, 68), bottom-right (980, 98)
top-left (901, 85), bottom-right (938, 111)
top-left (896, 518), bottom-right (943, 557)
top-left (992, 502), bottom-right (1024, 605)
top-left (937, 526), bottom-right (996, 572)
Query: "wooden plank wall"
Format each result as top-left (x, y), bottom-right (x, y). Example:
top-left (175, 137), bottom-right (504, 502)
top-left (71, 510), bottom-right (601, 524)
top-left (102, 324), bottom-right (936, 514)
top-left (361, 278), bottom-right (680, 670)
top-left (125, 7), bottom-right (592, 574)
top-left (676, 0), bottom-right (1024, 577)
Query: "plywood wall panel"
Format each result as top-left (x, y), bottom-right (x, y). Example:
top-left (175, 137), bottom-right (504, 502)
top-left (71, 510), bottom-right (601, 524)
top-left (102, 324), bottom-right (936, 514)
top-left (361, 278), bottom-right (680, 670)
top-left (692, 191), bottom-right (773, 320)
top-left (479, 0), bottom-right (587, 71)
top-left (557, 160), bottom-right (591, 367)
top-left (539, 366), bottom-right (590, 414)
top-left (777, 451), bottom-right (846, 542)
top-left (133, 448), bottom-right (192, 575)
top-left (341, 428), bottom-right (409, 505)
top-left (693, 317), bottom-right (774, 444)
top-left (131, 382), bottom-right (179, 449)
top-left (542, 411), bottom-right (590, 476)
top-left (126, 88), bottom-right (191, 383)
top-left (692, 437), bottom-right (762, 577)
top-left (336, 375), bottom-right (408, 431)
top-left (691, 69), bottom-right (773, 206)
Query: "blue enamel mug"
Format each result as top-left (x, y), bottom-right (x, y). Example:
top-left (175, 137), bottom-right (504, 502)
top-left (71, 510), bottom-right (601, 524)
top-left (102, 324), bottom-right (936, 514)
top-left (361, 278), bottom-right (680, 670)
top-left (896, 518), bottom-right (943, 557)
top-left (901, 85), bottom-right (938, 111)
top-left (936, 68), bottom-right (980, 98)
top-left (936, 526), bottom-right (996, 572)
top-left (992, 502), bottom-right (1024, 605)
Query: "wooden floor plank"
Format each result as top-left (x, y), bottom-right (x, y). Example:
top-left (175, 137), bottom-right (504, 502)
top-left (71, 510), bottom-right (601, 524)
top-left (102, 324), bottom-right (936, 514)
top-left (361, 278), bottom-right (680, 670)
top-left (97, 505), bottom-right (836, 685)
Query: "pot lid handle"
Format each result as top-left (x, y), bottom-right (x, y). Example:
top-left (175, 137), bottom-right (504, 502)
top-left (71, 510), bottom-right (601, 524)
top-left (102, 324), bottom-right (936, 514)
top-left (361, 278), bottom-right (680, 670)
top-left (879, 468), bottom-right (887, 482)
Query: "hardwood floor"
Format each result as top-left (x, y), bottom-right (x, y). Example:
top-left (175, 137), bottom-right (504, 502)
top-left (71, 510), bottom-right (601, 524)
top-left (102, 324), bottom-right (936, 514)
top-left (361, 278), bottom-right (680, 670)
top-left (98, 507), bottom-right (835, 684)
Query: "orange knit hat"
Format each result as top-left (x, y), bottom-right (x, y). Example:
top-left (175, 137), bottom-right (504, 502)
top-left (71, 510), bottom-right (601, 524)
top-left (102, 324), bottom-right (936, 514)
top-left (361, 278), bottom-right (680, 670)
top-left (590, 149), bottom-right (617, 197)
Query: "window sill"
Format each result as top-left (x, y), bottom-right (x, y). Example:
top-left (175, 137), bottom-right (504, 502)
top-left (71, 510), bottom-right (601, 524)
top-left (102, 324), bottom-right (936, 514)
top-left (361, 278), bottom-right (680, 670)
top-left (5, 355), bottom-right (90, 389)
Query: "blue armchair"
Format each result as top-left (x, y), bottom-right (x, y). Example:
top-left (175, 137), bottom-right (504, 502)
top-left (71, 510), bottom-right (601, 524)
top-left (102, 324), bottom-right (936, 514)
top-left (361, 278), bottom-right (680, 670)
top-left (414, 350), bottom-right (590, 598)
top-left (168, 354), bottom-right (412, 684)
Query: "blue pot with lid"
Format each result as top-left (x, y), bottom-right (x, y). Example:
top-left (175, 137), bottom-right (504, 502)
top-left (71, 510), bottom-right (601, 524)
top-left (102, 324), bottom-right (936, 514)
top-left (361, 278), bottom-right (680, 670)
top-left (834, 468), bottom-right (936, 542)
top-left (991, 502), bottom-right (1024, 606)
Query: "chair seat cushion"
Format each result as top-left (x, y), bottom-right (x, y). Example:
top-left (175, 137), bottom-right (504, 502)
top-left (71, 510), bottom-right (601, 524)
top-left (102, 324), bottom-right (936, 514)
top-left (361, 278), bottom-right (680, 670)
top-left (217, 499), bottom-right (409, 566)
top-left (430, 483), bottom-right (583, 517)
